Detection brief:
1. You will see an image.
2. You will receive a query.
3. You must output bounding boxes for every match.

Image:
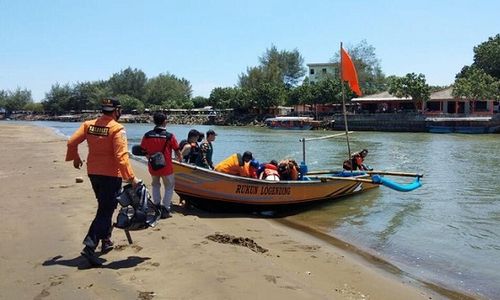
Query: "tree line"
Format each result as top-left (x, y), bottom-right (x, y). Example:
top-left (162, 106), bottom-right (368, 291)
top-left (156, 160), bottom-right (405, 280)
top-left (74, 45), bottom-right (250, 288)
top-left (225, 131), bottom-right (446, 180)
top-left (1, 36), bottom-right (498, 115)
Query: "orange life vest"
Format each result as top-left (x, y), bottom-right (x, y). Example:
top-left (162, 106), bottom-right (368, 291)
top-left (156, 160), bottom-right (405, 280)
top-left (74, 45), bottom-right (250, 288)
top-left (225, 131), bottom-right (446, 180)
top-left (214, 153), bottom-right (251, 177)
top-left (259, 163), bottom-right (280, 180)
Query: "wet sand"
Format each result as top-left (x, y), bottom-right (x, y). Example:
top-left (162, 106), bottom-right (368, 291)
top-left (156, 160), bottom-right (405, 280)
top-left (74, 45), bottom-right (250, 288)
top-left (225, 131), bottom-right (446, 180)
top-left (0, 123), bottom-right (445, 299)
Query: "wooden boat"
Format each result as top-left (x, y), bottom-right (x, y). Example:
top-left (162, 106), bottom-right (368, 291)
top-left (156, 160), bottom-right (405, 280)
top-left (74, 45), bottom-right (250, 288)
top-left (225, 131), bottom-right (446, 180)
top-left (172, 160), bottom-right (379, 211)
top-left (132, 131), bottom-right (423, 212)
top-left (264, 116), bottom-right (321, 130)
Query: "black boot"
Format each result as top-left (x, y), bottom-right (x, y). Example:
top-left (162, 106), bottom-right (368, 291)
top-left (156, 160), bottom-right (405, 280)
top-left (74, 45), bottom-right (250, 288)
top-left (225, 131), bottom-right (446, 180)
top-left (160, 205), bottom-right (171, 219)
top-left (80, 246), bottom-right (104, 267)
top-left (101, 239), bottom-right (114, 254)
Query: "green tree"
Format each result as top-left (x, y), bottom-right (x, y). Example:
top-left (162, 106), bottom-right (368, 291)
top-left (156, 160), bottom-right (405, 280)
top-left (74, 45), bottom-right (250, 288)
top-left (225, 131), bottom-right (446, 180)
top-left (4, 88), bottom-right (33, 113)
top-left (453, 67), bottom-right (499, 101)
top-left (473, 34), bottom-right (500, 79)
top-left (288, 80), bottom-right (313, 106)
top-left (191, 96), bottom-right (209, 108)
top-left (116, 94), bottom-right (145, 113)
top-left (239, 65), bottom-right (283, 90)
top-left (145, 73), bottom-right (192, 108)
top-left (239, 46), bottom-right (306, 90)
top-left (0, 90), bottom-right (7, 108)
top-left (108, 67), bottom-right (147, 100)
top-left (332, 40), bottom-right (386, 95)
top-left (249, 83), bottom-right (287, 112)
top-left (42, 84), bottom-right (73, 115)
top-left (388, 73), bottom-right (430, 111)
top-left (312, 78), bottom-right (344, 105)
top-left (72, 81), bottom-right (112, 111)
top-left (258, 45), bottom-right (306, 87)
top-left (23, 102), bottom-right (44, 113)
top-left (208, 87), bottom-right (239, 109)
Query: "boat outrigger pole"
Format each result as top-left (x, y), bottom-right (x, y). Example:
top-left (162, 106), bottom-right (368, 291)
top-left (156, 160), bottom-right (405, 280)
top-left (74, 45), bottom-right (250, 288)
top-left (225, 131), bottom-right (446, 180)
top-left (299, 132), bottom-right (353, 179)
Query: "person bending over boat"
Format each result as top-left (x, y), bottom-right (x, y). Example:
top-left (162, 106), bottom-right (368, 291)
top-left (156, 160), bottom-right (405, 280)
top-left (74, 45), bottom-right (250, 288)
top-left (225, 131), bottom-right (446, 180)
top-left (214, 151), bottom-right (254, 177)
top-left (278, 159), bottom-right (300, 180)
top-left (179, 129), bottom-right (201, 164)
top-left (257, 160), bottom-right (280, 181)
top-left (343, 149), bottom-right (371, 171)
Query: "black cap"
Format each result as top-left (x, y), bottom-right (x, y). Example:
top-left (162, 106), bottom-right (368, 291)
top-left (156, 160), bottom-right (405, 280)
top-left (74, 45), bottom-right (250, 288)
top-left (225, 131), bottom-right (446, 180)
top-left (207, 129), bottom-right (217, 136)
top-left (102, 97), bottom-right (121, 112)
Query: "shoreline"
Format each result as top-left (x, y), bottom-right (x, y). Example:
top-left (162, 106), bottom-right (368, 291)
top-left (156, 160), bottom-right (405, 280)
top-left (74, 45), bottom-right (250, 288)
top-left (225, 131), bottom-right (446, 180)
top-left (6, 112), bottom-right (500, 133)
top-left (0, 122), bottom-right (472, 299)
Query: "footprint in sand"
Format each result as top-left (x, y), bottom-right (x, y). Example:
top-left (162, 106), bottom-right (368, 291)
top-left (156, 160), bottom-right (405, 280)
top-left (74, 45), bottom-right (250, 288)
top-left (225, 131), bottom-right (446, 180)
top-left (138, 291), bottom-right (155, 300)
top-left (264, 274), bottom-right (280, 284)
top-left (34, 288), bottom-right (50, 300)
top-left (295, 244), bottom-right (321, 252)
top-left (132, 245), bottom-right (143, 253)
top-left (114, 244), bottom-right (128, 251)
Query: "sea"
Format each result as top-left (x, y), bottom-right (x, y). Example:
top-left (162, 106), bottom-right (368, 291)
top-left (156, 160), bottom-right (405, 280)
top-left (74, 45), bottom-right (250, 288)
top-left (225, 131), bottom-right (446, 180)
top-left (27, 121), bottom-right (500, 299)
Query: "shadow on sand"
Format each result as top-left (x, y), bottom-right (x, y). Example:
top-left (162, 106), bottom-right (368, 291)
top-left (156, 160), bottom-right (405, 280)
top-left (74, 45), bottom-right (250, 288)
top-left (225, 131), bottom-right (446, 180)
top-left (42, 254), bottom-right (151, 270)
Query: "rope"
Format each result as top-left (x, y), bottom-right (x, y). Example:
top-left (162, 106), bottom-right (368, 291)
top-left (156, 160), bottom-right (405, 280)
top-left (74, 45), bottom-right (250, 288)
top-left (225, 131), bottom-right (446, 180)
top-left (300, 131), bottom-right (353, 142)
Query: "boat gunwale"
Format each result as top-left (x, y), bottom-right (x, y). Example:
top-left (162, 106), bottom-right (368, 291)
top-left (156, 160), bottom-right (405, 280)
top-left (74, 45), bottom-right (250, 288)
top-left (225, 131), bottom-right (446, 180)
top-left (173, 161), bottom-right (372, 185)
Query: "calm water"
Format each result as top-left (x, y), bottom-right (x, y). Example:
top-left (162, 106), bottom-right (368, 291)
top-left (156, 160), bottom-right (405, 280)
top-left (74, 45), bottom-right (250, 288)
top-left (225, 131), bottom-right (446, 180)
top-left (33, 121), bottom-right (500, 299)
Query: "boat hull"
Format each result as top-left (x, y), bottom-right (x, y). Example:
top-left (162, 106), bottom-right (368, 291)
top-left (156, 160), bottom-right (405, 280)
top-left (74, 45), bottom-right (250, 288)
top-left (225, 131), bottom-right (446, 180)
top-left (173, 161), bottom-right (378, 210)
top-left (264, 116), bottom-right (321, 130)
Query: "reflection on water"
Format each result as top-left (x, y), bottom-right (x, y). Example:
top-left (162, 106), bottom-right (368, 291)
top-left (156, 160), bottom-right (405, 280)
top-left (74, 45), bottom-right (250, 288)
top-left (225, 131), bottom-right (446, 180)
top-left (34, 121), bottom-right (500, 299)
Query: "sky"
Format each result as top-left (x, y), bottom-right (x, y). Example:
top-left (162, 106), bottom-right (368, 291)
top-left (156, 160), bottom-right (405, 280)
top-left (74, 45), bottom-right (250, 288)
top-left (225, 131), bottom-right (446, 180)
top-left (1, 0), bottom-right (499, 102)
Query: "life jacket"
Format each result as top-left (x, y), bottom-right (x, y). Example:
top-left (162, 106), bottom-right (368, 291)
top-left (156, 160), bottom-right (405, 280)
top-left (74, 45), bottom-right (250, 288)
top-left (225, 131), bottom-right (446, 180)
top-left (195, 141), bottom-right (213, 169)
top-left (278, 159), bottom-right (299, 180)
top-left (115, 183), bottom-right (160, 231)
top-left (180, 139), bottom-right (200, 163)
top-left (214, 153), bottom-right (250, 177)
top-left (259, 163), bottom-right (280, 180)
top-left (343, 159), bottom-right (353, 170)
top-left (178, 139), bottom-right (188, 151)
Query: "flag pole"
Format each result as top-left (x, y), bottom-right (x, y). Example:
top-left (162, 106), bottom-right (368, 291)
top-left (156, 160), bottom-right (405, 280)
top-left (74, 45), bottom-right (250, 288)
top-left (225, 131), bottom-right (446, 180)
top-left (340, 42), bottom-right (352, 160)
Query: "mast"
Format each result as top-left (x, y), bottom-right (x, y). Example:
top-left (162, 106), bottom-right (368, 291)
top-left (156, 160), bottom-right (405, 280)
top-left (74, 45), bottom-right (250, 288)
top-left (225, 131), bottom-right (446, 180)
top-left (340, 42), bottom-right (352, 160)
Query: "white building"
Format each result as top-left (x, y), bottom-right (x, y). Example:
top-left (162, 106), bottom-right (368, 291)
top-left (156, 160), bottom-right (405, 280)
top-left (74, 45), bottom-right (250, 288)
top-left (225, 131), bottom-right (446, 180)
top-left (306, 63), bottom-right (337, 83)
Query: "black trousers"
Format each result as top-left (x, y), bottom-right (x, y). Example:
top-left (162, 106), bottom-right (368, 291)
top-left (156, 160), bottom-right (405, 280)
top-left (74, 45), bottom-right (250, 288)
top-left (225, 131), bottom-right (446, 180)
top-left (83, 175), bottom-right (122, 249)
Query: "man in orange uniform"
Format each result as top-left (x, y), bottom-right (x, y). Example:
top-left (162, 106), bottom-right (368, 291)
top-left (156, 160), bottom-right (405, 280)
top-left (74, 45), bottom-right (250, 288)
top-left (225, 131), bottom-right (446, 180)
top-left (66, 97), bottom-right (140, 266)
top-left (214, 151), bottom-right (253, 177)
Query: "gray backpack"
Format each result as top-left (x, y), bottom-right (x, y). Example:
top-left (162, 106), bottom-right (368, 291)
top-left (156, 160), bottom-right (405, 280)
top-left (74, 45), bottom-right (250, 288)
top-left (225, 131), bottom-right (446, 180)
top-left (115, 183), bottom-right (160, 231)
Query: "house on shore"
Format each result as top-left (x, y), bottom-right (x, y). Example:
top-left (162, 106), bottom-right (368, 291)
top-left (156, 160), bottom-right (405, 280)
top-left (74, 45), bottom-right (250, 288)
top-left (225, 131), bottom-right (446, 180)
top-left (352, 87), bottom-right (498, 116)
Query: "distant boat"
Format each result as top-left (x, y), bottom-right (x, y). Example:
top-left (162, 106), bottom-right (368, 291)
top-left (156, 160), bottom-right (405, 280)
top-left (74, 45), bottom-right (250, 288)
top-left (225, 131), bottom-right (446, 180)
top-left (425, 116), bottom-right (495, 134)
top-left (264, 116), bottom-right (322, 130)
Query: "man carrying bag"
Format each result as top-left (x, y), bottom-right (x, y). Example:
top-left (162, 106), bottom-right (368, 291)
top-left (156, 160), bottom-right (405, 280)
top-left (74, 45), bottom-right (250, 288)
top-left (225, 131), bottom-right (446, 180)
top-left (140, 112), bottom-right (182, 219)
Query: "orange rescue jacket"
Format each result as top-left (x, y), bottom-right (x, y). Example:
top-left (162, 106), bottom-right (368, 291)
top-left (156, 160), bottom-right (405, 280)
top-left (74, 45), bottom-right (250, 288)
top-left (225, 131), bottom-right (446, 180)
top-left (65, 114), bottom-right (135, 180)
top-left (214, 153), bottom-right (251, 177)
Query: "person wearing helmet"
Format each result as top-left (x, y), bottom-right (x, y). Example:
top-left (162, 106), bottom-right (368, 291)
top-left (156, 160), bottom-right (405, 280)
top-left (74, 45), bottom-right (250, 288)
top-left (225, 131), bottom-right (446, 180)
top-left (66, 97), bottom-right (140, 267)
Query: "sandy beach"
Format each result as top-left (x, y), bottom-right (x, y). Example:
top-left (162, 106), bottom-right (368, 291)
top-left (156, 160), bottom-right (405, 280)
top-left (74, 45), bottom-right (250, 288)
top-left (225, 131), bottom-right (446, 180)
top-left (0, 123), bottom-right (446, 300)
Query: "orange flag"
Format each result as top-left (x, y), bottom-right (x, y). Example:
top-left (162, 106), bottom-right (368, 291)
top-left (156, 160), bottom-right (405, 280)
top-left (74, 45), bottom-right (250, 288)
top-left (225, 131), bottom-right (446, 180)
top-left (341, 47), bottom-right (362, 96)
